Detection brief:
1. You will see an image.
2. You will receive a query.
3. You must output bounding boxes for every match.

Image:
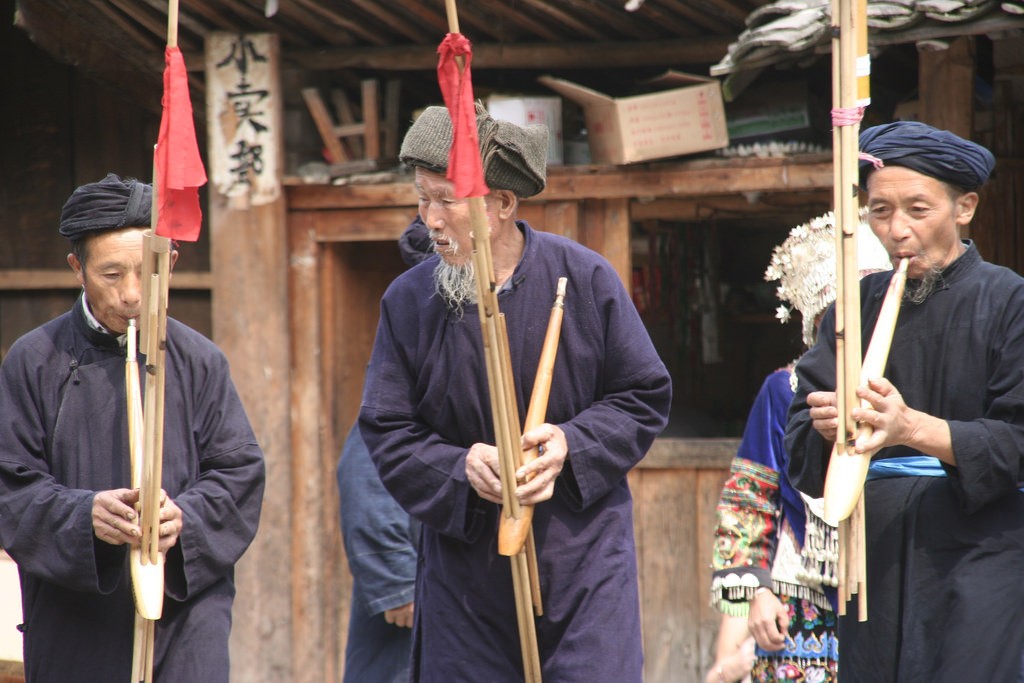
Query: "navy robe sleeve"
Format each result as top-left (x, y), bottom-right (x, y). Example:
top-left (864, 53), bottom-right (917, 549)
top-left (0, 320), bottom-right (122, 593)
top-left (785, 304), bottom-right (840, 499)
top-left (939, 267), bottom-right (1024, 510)
top-left (358, 283), bottom-right (488, 542)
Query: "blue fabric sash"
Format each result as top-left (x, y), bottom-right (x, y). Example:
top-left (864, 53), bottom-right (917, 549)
top-left (867, 454), bottom-right (1024, 492)
top-left (867, 455), bottom-right (946, 480)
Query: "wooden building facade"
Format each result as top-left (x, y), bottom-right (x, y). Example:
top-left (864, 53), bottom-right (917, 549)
top-left (2, 1), bottom-right (1024, 681)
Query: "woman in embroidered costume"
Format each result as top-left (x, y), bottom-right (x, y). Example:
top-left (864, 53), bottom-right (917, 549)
top-left (707, 211), bottom-right (889, 683)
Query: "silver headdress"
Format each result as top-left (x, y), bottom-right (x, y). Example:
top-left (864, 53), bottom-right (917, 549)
top-left (764, 207), bottom-right (891, 347)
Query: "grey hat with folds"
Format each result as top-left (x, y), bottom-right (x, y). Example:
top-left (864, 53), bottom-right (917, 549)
top-left (399, 103), bottom-right (548, 198)
top-left (59, 173), bottom-right (153, 240)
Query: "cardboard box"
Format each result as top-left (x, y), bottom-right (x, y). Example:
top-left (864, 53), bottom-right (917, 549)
top-left (537, 71), bottom-right (729, 165)
top-left (486, 95), bottom-right (563, 165)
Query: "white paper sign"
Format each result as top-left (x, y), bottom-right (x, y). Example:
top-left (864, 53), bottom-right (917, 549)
top-left (206, 33), bottom-right (280, 207)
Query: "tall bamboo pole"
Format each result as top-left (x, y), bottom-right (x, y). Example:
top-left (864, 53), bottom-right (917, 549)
top-left (825, 0), bottom-right (872, 620)
top-left (441, 2), bottom-right (543, 679)
top-left (130, 3), bottom-right (182, 679)
top-left (467, 200), bottom-right (543, 682)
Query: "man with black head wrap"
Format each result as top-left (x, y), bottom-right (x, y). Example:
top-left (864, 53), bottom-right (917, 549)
top-left (785, 121), bottom-right (1024, 682)
top-left (358, 105), bottom-right (671, 681)
top-left (0, 173), bottom-right (265, 683)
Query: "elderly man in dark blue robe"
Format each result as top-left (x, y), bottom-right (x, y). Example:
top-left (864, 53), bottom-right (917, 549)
top-left (785, 121), bottom-right (1024, 682)
top-left (0, 174), bottom-right (265, 683)
top-left (358, 106), bottom-right (672, 682)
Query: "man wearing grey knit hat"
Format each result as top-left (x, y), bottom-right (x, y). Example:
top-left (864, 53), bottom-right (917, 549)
top-left (395, 103), bottom-right (549, 313)
top-left (359, 106), bottom-right (671, 682)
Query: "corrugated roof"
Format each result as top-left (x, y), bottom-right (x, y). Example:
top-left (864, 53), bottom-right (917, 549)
top-left (711, 0), bottom-right (1024, 83)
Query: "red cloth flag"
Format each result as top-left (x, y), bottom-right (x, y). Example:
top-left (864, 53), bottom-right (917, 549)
top-left (436, 34), bottom-right (488, 199)
top-left (155, 46), bottom-right (207, 241)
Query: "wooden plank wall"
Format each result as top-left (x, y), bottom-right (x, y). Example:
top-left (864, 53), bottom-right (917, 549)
top-left (0, 13), bottom-right (213, 356)
top-left (631, 461), bottom-right (732, 682)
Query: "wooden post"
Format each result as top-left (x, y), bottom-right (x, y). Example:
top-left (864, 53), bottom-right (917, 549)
top-left (918, 37), bottom-right (976, 140)
top-left (581, 198), bottom-right (631, 289)
top-left (205, 32), bottom-right (295, 683)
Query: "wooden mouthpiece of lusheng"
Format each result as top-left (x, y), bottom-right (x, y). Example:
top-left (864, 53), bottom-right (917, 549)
top-left (126, 319), bottom-right (165, 621)
top-left (823, 259), bottom-right (908, 524)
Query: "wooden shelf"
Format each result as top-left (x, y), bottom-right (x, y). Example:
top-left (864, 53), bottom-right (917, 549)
top-left (285, 154), bottom-right (834, 209)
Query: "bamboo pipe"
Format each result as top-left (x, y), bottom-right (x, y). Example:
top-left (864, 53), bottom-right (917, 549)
top-left (468, 200), bottom-right (543, 683)
top-left (499, 278), bottom-right (567, 557)
top-left (837, 0), bottom-right (864, 473)
top-left (830, 0), bottom-right (849, 458)
top-left (140, 232), bottom-right (171, 566)
top-left (830, 0), bottom-right (871, 617)
top-left (131, 609), bottom-right (156, 683)
top-left (851, 0), bottom-right (871, 620)
top-left (442, 6), bottom-right (543, 677)
top-left (166, 0), bottom-right (179, 49)
top-left (823, 258), bottom-right (909, 525)
top-left (495, 321), bottom-right (544, 614)
top-left (126, 320), bottom-right (145, 499)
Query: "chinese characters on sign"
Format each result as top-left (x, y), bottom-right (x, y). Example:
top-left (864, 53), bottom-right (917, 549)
top-left (206, 33), bottom-right (280, 207)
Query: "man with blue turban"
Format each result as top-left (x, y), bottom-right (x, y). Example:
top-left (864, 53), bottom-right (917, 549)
top-left (785, 120), bottom-right (1024, 682)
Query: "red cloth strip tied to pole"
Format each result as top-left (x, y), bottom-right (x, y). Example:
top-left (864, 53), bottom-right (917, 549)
top-left (155, 45), bottom-right (207, 242)
top-left (436, 33), bottom-right (489, 199)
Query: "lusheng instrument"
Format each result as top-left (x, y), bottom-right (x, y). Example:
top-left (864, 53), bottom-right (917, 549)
top-left (823, 257), bottom-right (908, 616)
top-left (435, 3), bottom-right (563, 676)
top-left (129, 79), bottom-right (176, 674)
top-left (127, 1), bottom-right (206, 677)
top-left (441, 3), bottom-right (543, 678)
top-left (466, 198), bottom-right (544, 681)
top-left (128, 230), bottom-right (172, 683)
top-left (829, 0), bottom-right (873, 620)
top-left (823, 258), bottom-right (908, 524)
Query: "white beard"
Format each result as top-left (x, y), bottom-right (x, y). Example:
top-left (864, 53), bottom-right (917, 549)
top-left (433, 260), bottom-right (478, 315)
